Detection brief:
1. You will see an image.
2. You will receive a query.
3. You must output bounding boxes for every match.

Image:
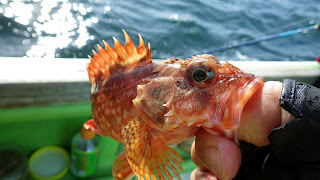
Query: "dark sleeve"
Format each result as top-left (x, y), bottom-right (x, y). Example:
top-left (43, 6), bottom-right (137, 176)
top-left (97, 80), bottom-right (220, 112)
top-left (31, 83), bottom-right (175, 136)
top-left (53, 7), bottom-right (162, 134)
top-left (268, 79), bottom-right (320, 162)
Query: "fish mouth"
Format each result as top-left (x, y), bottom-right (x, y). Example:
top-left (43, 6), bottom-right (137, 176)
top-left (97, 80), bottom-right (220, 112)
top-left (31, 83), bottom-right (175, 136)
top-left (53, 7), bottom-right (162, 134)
top-left (204, 76), bottom-right (264, 138)
top-left (237, 76), bottom-right (264, 110)
top-left (229, 76), bottom-right (264, 128)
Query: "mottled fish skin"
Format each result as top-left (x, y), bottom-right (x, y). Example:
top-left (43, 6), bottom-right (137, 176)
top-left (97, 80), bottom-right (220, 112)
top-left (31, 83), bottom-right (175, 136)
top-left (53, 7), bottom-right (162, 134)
top-left (85, 31), bottom-right (264, 180)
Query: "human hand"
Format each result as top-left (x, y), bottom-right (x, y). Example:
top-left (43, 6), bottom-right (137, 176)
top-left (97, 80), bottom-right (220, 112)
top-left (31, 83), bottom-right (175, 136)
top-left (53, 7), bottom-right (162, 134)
top-left (190, 81), bottom-right (295, 180)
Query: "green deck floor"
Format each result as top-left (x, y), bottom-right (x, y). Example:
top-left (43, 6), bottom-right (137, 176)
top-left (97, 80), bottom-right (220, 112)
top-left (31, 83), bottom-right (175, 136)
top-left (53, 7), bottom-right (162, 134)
top-left (0, 103), bottom-right (196, 179)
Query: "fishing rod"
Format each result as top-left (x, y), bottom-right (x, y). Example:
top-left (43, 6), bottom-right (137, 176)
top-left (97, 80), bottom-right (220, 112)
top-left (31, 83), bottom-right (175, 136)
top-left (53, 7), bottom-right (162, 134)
top-left (190, 24), bottom-right (319, 56)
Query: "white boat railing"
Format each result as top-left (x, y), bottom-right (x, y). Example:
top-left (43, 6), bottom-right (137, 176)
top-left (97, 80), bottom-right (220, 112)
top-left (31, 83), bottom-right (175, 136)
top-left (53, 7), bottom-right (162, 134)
top-left (0, 57), bottom-right (319, 108)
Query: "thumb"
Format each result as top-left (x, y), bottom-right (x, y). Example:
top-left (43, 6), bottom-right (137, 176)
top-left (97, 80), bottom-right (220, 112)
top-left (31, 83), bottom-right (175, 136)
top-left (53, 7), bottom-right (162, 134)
top-left (238, 81), bottom-right (295, 146)
top-left (193, 129), bottom-right (241, 180)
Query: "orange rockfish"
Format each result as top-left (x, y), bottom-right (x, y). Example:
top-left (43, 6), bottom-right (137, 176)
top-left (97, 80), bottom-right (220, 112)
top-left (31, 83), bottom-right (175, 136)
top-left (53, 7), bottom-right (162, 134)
top-left (84, 30), bottom-right (264, 180)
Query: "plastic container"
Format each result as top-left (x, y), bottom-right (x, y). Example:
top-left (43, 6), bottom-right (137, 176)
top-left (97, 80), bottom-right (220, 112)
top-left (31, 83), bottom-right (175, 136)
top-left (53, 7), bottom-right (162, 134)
top-left (28, 146), bottom-right (70, 180)
top-left (70, 125), bottom-right (100, 178)
top-left (0, 147), bottom-right (28, 180)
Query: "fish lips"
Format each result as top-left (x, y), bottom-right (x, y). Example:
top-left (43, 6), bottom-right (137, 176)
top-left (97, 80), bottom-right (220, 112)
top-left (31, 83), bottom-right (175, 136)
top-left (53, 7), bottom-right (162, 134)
top-left (204, 76), bottom-right (264, 134)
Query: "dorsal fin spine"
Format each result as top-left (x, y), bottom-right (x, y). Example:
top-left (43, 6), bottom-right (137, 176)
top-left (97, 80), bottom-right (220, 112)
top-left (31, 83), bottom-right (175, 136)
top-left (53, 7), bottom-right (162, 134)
top-left (123, 30), bottom-right (137, 57)
top-left (137, 34), bottom-right (146, 54)
top-left (147, 43), bottom-right (151, 60)
top-left (97, 44), bottom-right (110, 64)
top-left (113, 36), bottom-right (127, 61)
top-left (87, 31), bottom-right (151, 85)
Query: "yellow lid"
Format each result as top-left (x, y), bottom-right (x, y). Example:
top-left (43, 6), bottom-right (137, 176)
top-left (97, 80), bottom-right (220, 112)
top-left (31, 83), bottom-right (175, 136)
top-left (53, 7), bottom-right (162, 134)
top-left (28, 146), bottom-right (69, 180)
top-left (81, 125), bottom-right (95, 140)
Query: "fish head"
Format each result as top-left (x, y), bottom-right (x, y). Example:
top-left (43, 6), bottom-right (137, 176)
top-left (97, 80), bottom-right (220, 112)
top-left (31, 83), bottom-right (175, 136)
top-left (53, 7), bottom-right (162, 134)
top-left (133, 54), bottom-right (263, 136)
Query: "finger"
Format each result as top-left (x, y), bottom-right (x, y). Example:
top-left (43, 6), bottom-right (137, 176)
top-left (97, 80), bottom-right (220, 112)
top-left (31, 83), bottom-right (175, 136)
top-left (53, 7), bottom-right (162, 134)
top-left (238, 81), bottom-right (295, 146)
top-left (194, 129), bottom-right (241, 180)
top-left (191, 140), bottom-right (208, 170)
top-left (190, 168), bottom-right (218, 180)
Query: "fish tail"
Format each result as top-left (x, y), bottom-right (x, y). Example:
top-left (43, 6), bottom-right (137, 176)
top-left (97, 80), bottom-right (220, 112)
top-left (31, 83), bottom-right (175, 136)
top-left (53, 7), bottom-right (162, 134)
top-left (87, 30), bottom-right (152, 84)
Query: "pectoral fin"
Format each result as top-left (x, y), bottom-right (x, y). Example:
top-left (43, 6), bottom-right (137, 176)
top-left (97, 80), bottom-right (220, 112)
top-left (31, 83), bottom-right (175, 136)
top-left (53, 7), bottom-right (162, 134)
top-left (122, 120), bottom-right (183, 180)
top-left (112, 152), bottom-right (135, 180)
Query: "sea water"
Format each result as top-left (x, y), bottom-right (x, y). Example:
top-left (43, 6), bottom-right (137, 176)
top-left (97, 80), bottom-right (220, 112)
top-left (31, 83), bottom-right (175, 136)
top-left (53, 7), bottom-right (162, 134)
top-left (0, 0), bottom-right (319, 61)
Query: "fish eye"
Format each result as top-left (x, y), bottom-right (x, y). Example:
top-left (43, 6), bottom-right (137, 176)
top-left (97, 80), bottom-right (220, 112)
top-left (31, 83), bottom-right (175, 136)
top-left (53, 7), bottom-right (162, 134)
top-left (185, 61), bottom-right (216, 87)
top-left (192, 69), bottom-right (209, 82)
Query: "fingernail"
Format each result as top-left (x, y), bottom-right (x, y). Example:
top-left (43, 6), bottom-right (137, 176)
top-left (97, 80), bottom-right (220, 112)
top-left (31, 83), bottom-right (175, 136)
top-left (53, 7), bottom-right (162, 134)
top-left (192, 169), bottom-right (218, 180)
top-left (205, 173), bottom-right (218, 180)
